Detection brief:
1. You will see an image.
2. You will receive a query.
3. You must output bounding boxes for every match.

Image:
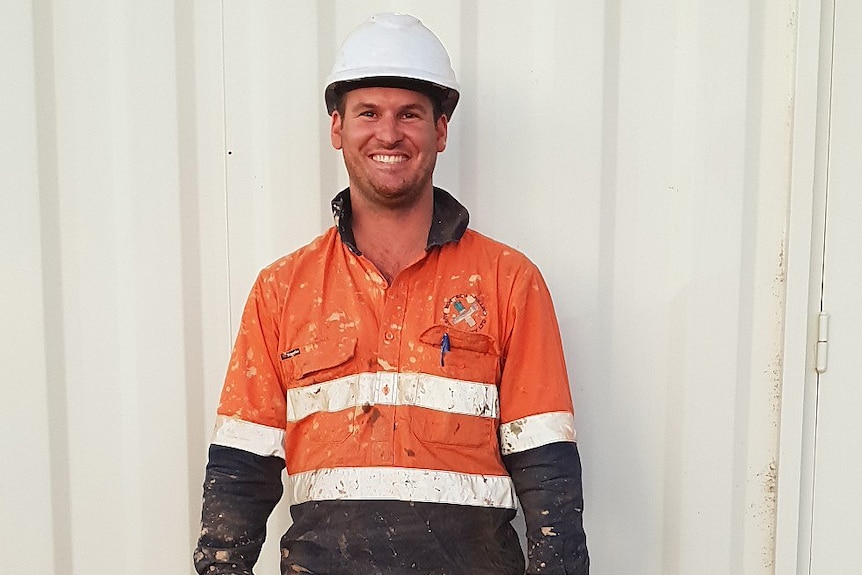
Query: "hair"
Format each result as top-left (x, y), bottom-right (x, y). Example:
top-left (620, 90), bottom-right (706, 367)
top-left (333, 77), bottom-right (446, 122)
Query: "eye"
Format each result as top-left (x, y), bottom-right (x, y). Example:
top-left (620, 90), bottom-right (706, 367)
top-left (359, 110), bottom-right (376, 118)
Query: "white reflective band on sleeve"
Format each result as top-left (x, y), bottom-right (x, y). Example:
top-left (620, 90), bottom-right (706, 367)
top-left (286, 372), bottom-right (498, 422)
top-left (211, 415), bottom-right (286, 459)
top-left (499, 411), bottom-right (577, 456)
top-left (287, 467), bottom-right (516, 509)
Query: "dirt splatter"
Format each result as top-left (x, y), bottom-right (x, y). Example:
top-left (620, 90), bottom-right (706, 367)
top-left (762, 459), bottom-right (777, 496)
top-left (755, 458), bottom-right (778, 568)
top-left (368, 407), bottom-right (382, 425)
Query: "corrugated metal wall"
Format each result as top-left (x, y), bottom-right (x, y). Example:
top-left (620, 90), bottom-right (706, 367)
top-left (3, 1), bottom-right (806, 573)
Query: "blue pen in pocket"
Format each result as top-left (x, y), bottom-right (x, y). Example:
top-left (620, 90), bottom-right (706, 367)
top-left (440, 332), bottom-right (451, 367)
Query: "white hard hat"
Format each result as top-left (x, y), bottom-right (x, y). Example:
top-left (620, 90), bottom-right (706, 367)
top-left (324, 13), bottom-right (460, 119)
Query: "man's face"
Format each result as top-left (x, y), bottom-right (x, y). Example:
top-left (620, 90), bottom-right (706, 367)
top-left (330, 86), bottom-right (448, 210)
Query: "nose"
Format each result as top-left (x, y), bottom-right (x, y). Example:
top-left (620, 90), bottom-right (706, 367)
top-left (375, 115), bottom-right (403, 146)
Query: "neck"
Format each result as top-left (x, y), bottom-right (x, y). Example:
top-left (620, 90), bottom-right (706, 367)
top-left (351, 189), bottom-right (434, 283)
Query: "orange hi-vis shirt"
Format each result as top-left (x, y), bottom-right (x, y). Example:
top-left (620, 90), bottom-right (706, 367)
top-left (212, 188), bottom-right (577, 511)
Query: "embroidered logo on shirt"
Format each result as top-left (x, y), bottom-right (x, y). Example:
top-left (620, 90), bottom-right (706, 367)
top-left (443, 294), bottom-right (487, 331)
top-left (281, 348), bottom-right (300, 360)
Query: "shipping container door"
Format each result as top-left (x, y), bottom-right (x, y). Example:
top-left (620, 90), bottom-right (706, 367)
top-left (808, 0), bottom-right (862, 572)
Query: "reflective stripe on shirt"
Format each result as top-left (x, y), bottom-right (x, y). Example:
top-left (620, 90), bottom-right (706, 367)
top-left (499, 411), bottom-right (576, 455)
top-left (211, 415), bottom-right (286, 458)
top-left (287, 466), bottom-right (517, 509)
top-left (286, 371), bottom-right (499, 422)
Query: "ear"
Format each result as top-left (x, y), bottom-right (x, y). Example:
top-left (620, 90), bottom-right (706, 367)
top-left (330, 112), bottom-right (343, 150)
top-left (436, 114), bottom-right (448, 153)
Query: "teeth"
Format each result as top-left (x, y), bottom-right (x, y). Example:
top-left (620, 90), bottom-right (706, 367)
top-left (372, 154), bottom-right (406, 164)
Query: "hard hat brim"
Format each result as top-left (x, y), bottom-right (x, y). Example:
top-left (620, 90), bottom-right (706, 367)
top-left (325, 75), bottom-right (459, 120)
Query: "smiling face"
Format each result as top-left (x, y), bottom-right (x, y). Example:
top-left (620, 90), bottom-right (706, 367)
top-left (330, 86), bottom-right (448, 211)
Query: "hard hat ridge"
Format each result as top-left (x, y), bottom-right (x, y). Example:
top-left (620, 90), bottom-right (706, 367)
top-left (324, 13), bottom-right (460, 119)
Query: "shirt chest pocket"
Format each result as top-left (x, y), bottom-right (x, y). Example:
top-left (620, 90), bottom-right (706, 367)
top-left (411, 325), bottom-right (500, 448)
top-left (282, 332), bottom-right (359, 444)
top-left (282, 332), bottom-right (359, 388)
top-left (418, 325), bottom-right (500, 384)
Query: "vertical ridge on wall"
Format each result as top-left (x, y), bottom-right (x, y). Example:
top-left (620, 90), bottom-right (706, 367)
top-left (736, 0), bottom-right (797, 570)
top-left (3, 1), bottom-right (61, 573)
top-left (731, 0), bottom-right (764, 568)
top-left (176, 0), bottom-right (206, 551)
top-left (594, 0), bottom-right (622, 568)
top-left (32, 0), bottom-right (72, 572)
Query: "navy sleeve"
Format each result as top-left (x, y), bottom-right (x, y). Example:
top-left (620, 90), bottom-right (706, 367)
top-left (504, 442), bottom-right (589, 575)
top-left (193, 444), bottom-right (285, 575)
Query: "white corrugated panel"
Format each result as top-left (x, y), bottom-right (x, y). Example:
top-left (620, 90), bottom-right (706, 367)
top-left (3, 1), bottom-right (803, 573)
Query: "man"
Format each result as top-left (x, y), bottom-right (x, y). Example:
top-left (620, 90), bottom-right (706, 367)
top-left (194, 13), bottom-right (588, 575)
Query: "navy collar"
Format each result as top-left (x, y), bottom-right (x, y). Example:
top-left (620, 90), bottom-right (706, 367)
top-left (331, 187), bottom-right (470, 255)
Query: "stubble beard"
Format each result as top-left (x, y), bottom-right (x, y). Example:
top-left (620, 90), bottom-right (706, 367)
top-left (347, 156), bottom-right (436, 212)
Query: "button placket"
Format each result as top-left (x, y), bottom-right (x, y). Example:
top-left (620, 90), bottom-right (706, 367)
top-left (378, 280), bottom-right (409, 366)
top-left (372, 278), bottom-right (410, 465)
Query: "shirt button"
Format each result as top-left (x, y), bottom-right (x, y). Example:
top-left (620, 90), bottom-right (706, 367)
top-left (384, 331), bottom-right (394, 341)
